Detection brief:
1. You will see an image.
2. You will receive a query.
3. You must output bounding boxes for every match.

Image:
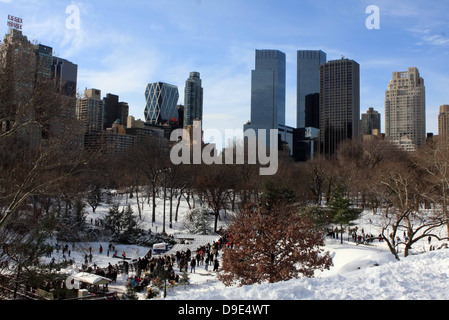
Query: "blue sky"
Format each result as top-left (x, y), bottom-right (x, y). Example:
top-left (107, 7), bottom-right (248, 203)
top-left (2, 0), bottom-right (449, 139)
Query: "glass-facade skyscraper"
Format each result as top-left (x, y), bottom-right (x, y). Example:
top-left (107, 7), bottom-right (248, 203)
top-left (183, 72), bottom-right (203, 128)
top-left (51, 56), bottom-right (78, 98)
top-left (144, 82), bottom-right (179, 125)
top-left (244, 49), bottom-right (286, 145)
top-left (297, 50), bottom-right (326, 129)
top-left (319, 58), bottom-right (360, 157)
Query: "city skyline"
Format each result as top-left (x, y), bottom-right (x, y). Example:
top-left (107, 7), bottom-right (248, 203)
top-left (3, 0), bottom-right (449, 142)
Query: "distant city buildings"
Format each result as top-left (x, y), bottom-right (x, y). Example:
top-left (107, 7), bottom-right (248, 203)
top-left (0, 28), bottom-right (80, 148)
top-left (2, 28), bottom-right (445, 161)
top-left (385, 67), bottom-right (426, 149)
top-left (438, 105), bottom-right (449, 141)
top-left (360, 107), bottom-right (381, 136)
top-left (103, 93), bottom-right (129, 130)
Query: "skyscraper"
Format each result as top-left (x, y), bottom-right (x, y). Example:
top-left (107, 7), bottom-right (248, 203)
top-left (244, 49), bottom-right (286, 145)
top-left (144, 82), bottom-right (179, 125)
top-left (438, 105), bottom-right (449, 141)
top-left (0, 28), bottom-right (80, 146)
top-left (297, 50), bottom-right (326, 129)
top-left (305, 93), bottom-right (320, 129)
top-left (319, 58), bottom-right (360, 156)
top-left (51, 56), bottom-right (78, 97)
top-left (77, 88), bottom-right (104, 135)
top-left (385, 67), bottom-right (425, 148)
top-left (103, 93), bottom-right (129, 129)
top-left (360, 107), bottom-right (381, 135)
top-left (34, 44), bottom-right (53, 79)
top-left (183, 72), bottom-right (203, 128)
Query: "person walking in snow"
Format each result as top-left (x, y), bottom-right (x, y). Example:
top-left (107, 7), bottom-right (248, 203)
top-left (213, 258), bottom-right (219, 272)
top-left (190, 257), bottom-right (196, 273)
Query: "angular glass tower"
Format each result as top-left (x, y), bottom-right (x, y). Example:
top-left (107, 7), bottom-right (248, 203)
top-left (183, 72), bottom-right (203, 128)
top-left (244, 49), bottom-right (286, 145)
top-left (144, 82), bottom-right (179, 125)
top-left (297, 50), bottom-right (326, 129)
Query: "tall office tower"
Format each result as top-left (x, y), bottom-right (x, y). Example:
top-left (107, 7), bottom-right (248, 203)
top-left (103, 93), bottom-right (129, 129)
top-left (0, 28), bottom-right (82, 148)
top-left (0, 29), bottom-right (37, 103)
top-left (319, 58), bottom-right (360, 156)
top-left (0, 29), bottom-right (41, 146)
top-left (360, 107), bottom-right (381, 135)
top-left (34, 44), bottom-right (53, 80)
top-left (305, 93), bottom-right (320, 129)
top-left (77, 88), bottom-right (104, 134)
top-left (297, 50), bottom-right (326, 129)
top-left (51, 57), bottom-right (78, 97)
top-left (144, 82), bottom-right (179, 125)
top-left (183, 72), bottom-right (203, 128)
top-left (244, 49), bottom-right (286, 145)
top-left (385, 67), bottom-right (426, 148)
top-left (438, 105), bottom-right (449, 141)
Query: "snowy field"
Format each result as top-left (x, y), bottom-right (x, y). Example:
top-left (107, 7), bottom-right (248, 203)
top-left (46, 191), bottom-right (449, 301)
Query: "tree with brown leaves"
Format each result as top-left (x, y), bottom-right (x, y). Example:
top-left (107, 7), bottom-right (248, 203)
top-left (218, 202), bottom-right (332, 286)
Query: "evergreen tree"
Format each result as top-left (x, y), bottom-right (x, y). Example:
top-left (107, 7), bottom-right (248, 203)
top-left (328, 188), bottom-right (361, 244)
top-left (104, 203), bottom-right (123, 237)
top-left (259, 180), bottom-right (296, 211)
top-left (182, 207), bottom-right (214, 235)
top-left (121, 204), bottom-right (139, 241)
top-left (56, 199), bottom-right (88, 242)
top-left (104, 203), bottom-right (140, 243)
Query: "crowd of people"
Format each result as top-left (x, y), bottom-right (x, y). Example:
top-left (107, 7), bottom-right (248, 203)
top-left (326, 226), bottom-right (382, 244)
top-left (124, 237), bottom-right (229, 293)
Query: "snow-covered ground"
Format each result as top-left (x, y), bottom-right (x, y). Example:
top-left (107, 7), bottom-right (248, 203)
top-left (47, 191), bottom-right (449, 300)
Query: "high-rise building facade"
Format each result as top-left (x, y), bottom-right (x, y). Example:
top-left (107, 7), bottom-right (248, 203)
top-left (183, 72), bottom-right (203, 128)
top-left (244, 49), bottom-right (286, 146)
top-left (297, 50), bottom-right (326, 129)
top-left (385, 67), bottom-right (426, 148)
top-left (34, 44), bottom-right (53, 79)
top-left (144, 82), bottom-right (179, 126)
top-left (319, 58), bottom-right (360, 156)
top-left (0, 29), bottom-right (80, 147)
top-left (438, 105), bottom-right (449, 141)
top-left (103, 93), bottom-right (129, 130)
top-left (305, 93), bottom-right (320, 129)
top-left (51, 57), bottom-right (78, 97)
top-left (77, 88), bottom-right (104, 135)
top-left (360, 107), bottom-right (381, 135)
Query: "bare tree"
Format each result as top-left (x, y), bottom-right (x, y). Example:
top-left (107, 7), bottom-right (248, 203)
top-left (195, 164), bottom-right (234, 233)
top-left (374, 154), bottom-right (448, 260)
top-left (131, 137), bottom-right (170, 224)
top-left (414, 137), bottom-right (449, 235)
